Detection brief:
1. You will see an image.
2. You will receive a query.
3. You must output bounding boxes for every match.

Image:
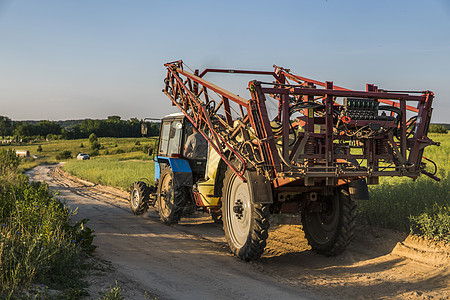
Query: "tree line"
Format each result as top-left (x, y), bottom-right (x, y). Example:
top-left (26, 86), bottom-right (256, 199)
top-left (0, 115), bottom-right (160, 140)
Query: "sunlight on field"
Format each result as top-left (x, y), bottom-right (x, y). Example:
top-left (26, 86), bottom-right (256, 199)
top-left (360, 133), bottom-right (449, 241)
top-left (63, 156), bottom-right (155, 190)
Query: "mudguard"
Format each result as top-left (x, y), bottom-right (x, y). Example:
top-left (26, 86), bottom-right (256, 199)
top-left (155, 156), bottom-right (193, 187)
top-left (348, 179), bottom-right (369, 201)
top-left (247, 171), bottom-right (273, 204)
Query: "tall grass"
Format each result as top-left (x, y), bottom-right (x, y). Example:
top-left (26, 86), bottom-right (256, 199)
top-left (0, 149), bottom-right (95, 298)
top-left (359, 133), bottom-right (450, 242)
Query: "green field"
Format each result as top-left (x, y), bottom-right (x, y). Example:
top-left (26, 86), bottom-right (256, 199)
top-left (360, 133), bottom-right (449, 241)
top-left (0, 137), bottom-right (158, 172)
top-left (63, 154), bottom-right (155, 190)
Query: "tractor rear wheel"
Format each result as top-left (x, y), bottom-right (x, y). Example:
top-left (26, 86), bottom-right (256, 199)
top-left (157, 166), bottom-right (185, 224)
top-left (301, 186), bottom-right (356, 256)
top-left (222, 169), bottom-right (270, 261)
top-left (130, 181), bottom-right (149, 215)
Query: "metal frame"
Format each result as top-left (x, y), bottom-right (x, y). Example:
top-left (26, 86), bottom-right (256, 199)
top-left (163, 60), bottom-right (438, 187)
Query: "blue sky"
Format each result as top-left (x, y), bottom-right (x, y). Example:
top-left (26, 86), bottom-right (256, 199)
top-left (0, 0), bottom-right (449, 122)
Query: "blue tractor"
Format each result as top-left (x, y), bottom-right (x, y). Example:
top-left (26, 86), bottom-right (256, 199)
top-left (130, 112), bottom-right (217, 224)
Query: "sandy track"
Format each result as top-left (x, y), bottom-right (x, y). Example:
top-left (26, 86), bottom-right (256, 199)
top-left (26, 164), bottom-right (449, 300)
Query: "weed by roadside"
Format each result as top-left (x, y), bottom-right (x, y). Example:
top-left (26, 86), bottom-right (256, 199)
top-left (0, 149), bottom-right (96, 299)
top-left (98, 282), bottom-right (124, 300)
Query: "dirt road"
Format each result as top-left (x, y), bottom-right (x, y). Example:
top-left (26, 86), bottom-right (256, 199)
top-left (27, 164), bottom-right (449, 300)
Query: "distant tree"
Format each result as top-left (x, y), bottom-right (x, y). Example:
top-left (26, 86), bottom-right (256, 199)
top-left (38, 120), bottom-right (61, 136)
top-left (107, 116), bottom-right (121, 123)
top-left (13, 122), bottom-right (35, 137)
top-left (89, 133), bottom-right (98, 144)
top-left (0, 116), bottom-right (13, 138)
top-left (68, 117), bottom-right (155, 139)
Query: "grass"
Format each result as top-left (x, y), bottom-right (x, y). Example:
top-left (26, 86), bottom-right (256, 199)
top-left (359, 133), bottom-right (450, 242)
top-left (63, 153), bottom-right (155, 190)
top-left (0, 149), bottom-right (96, 299)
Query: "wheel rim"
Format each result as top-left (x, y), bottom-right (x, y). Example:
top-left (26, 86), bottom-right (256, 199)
top-left (159, 173), bottom-right (173, 218)
top-left (304, 195), bottom-right (340, 245)
top-left (225, 174), bottom-right (251, 248)
top-left (131, 189), bottom-right (140, 209)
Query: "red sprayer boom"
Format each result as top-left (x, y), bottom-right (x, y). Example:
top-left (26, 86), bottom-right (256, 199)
top-left (163, 60), bottom-right (439, 187)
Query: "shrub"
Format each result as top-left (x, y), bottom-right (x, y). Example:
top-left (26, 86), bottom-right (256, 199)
top-left (55, 150), bottom-right (72, 160)
top-left (37, 145), bottom-right (43, 152)
top-left (80, 143), bottom-right (84, 148)
top-left (143, 146), bottom-right (153, 155)
top-left (410, 204), bottom-right (450, 243)
top-left (429, 124), bottom-right (448, 134)
top-left (0, 148), bottom-right (19, 176)
top-left (89, 149), bottom-right (99, 157)
top-left (91, 141), bottom-right (101, 151)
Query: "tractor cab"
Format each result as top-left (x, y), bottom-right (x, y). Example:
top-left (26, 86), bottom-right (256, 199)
top-left (155, 113), bottom-right (208, 183)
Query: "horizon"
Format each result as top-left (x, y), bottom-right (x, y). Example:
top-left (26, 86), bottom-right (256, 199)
top-left (1, 0), bottom-right (449, 123)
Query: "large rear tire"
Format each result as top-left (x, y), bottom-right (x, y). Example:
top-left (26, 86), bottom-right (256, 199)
top-left (301, 186), bottom-right (356, 256)
top-left (130, 181), bottom-right (149, 215)
top-left (222, 168), bottom-right (270, 261)
top-left (157, 166), bottom-right (185, 224)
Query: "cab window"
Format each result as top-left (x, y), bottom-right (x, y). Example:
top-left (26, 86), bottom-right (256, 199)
top-left (159, 119), bottom-right (183, 157)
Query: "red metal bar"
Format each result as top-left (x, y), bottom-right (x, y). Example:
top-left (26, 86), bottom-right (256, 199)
top-left (281, 93), bottom-right (290, 168)
top-left (325, 82), bottom-right (334, 184)
top-left (165, 66), bottom-right (248, 181)
top-left (199, 68), bottom-right (278, 79)
top-left (276, 68), bottom-right (420, 112)
top-left (249, 81), bottom-right (281, 175)
top-left (177, 68), bottom-right (249, 107)
top-left (261, 87), bottom-right (427, 102)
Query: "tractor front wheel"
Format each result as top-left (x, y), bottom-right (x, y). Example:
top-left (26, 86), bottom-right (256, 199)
top-left (157, 166), bottom-right (185, 224)
top-left (222, 169), bottom-right (270, 261)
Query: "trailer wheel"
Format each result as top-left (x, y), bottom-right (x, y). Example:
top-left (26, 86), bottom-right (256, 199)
top-left (301, 187), bottom-right (356, 256)
top-left (222, 169), bottom-right (270, 261)
top-left (157, 166), bottom-right (184, 224)
top-left (130, 181), bottom-right (149, 215)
